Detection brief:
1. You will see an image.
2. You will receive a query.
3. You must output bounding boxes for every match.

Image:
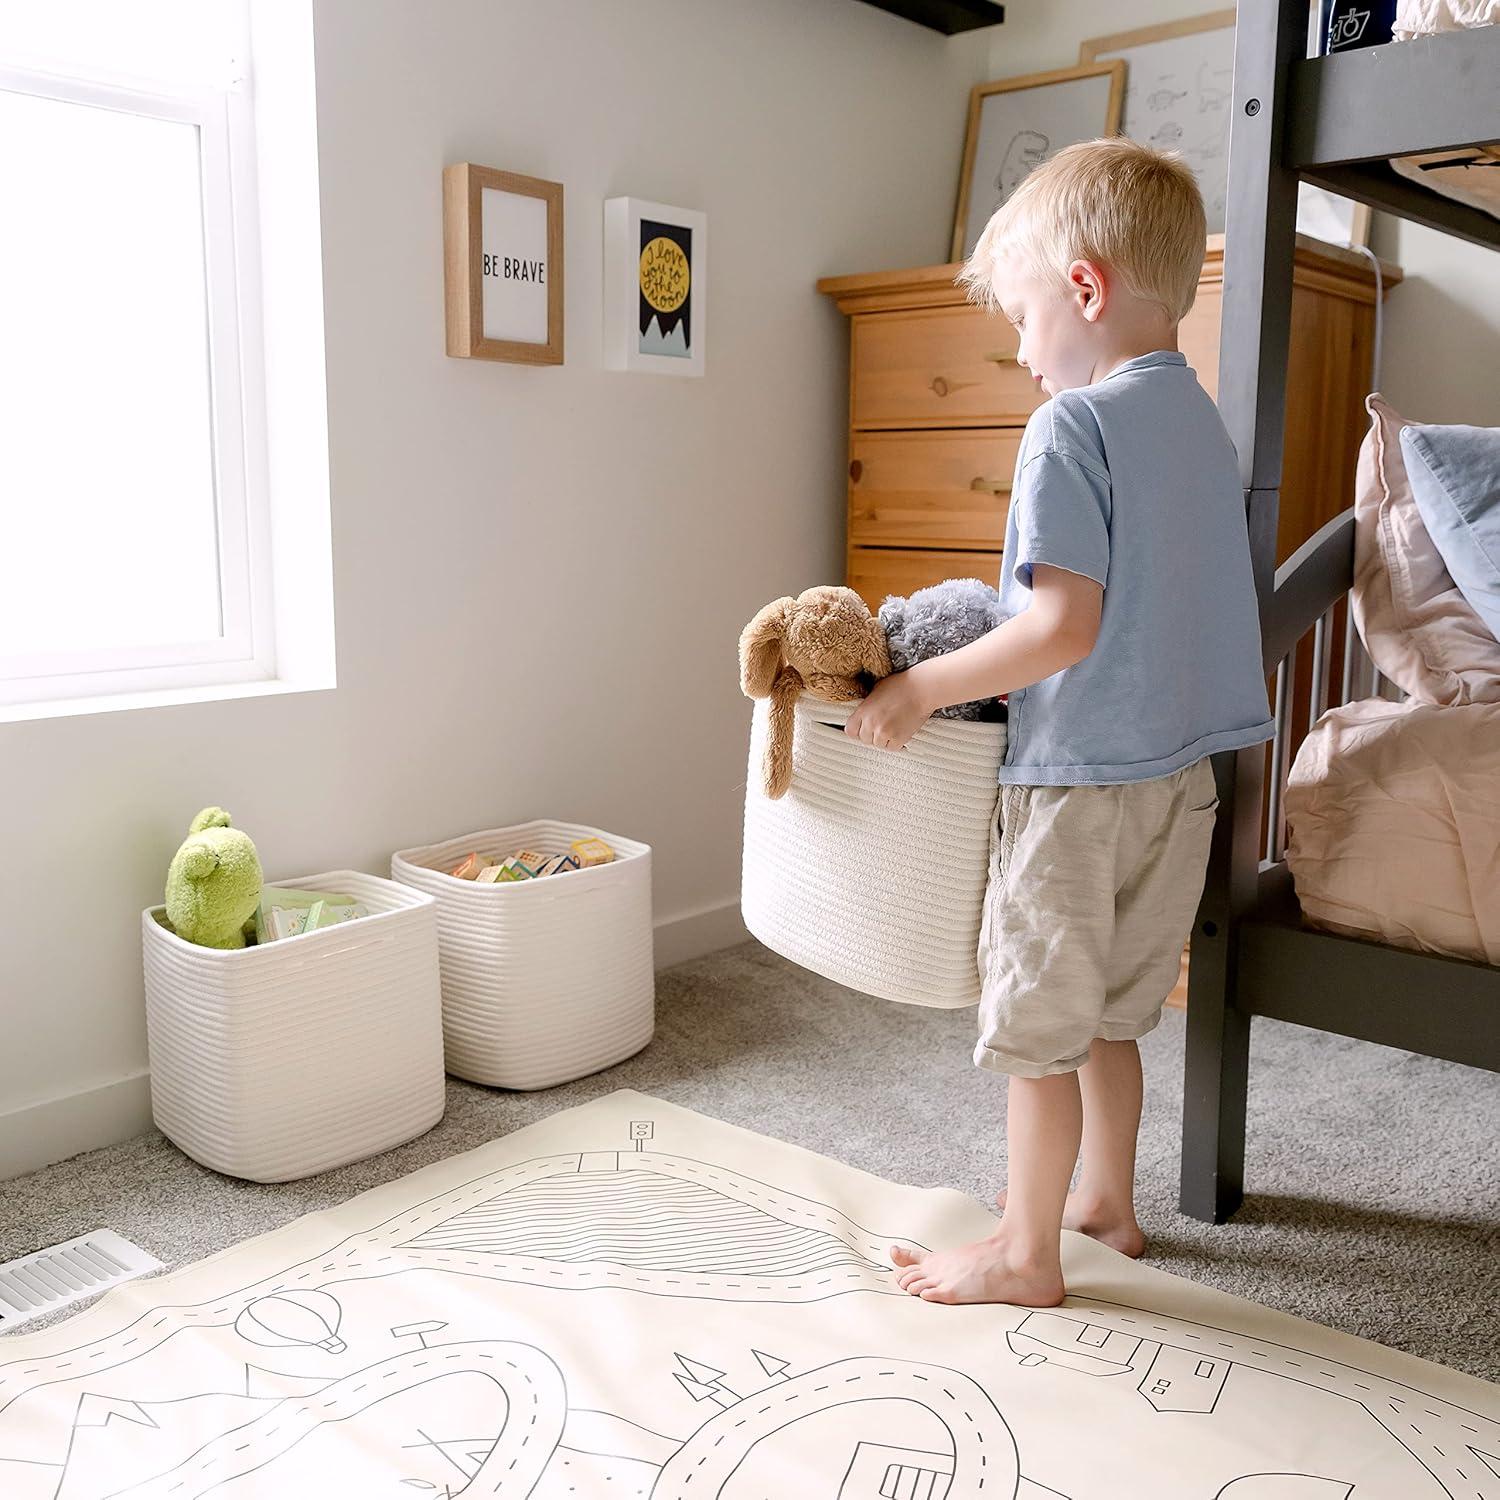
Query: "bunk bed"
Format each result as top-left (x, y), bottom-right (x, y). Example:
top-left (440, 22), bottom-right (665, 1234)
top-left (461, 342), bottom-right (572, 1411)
top-left (1181, 0), bottom-right (1500, 1223)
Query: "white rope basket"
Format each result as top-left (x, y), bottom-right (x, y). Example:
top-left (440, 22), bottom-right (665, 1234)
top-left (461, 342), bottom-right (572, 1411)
top-left (742, 695), bottom-right (1006, 1008)
top-left (142, 869), bottom-right (445, 1183)
top-left (391, 820), bottom-right (654, 1090)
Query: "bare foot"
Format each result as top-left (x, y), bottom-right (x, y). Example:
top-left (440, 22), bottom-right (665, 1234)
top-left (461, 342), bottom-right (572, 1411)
top-left (994, 1188), bottom-right (1146, 1259)
top-left (888, 1237), bottom-right (1064, 1307)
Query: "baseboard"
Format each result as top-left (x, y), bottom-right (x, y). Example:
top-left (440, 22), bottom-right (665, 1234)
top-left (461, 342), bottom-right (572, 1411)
top-left (653, 898), bottom-right (750, 971)
top-left (1, 906), bottom-right (750, 1183)
top-left (0, 1071), bottom-right (153, 1183)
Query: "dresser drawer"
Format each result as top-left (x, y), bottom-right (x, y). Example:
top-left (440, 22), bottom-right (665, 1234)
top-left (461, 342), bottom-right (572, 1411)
top-left (849, 430), bottom-right (1016, 549)
top-left (847, 547), bottom-right (1002, 612)
top-left (851, 307), bottom-right (1041, 428)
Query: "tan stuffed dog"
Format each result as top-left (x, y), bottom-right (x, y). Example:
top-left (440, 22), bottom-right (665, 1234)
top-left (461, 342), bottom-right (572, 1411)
top-left (739, 586), bottom-right (892, 799)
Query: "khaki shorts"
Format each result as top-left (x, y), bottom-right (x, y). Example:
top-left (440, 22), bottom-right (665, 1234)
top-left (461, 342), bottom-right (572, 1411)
top-left (975, 757), bottom-right (1219, 1078)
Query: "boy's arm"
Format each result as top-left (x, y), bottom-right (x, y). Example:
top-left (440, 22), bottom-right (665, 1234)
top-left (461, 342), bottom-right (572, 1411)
top-left (912, 564), bottom-right (1102, 706)
top-left (845, 565), bottom-right (1102, 751)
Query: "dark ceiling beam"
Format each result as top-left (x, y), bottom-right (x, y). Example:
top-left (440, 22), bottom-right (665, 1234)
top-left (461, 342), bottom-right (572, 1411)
top-left (854, 0), bottom-right (1006, 36)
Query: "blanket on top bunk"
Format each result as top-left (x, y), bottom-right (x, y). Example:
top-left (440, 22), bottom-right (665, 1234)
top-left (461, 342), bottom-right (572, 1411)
top-left (1394, 0), bottom-right (1498, 37)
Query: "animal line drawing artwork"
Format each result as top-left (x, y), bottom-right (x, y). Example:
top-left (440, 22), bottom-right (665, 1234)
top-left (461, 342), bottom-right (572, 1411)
top-left (995, 130), bottom-right (1051, 201)
top-left (1085, 20), bottom-right (1238, 231)
top-left (0, 1091), bottom-right (1495, 1499)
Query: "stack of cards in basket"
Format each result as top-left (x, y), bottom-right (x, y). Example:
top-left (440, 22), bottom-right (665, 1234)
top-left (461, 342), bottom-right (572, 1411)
top-left (449, 836), bottom-right (615, 884)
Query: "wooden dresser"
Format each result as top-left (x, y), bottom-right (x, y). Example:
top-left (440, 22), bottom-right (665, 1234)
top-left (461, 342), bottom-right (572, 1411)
top-left (818, 234), bottom-right (1400, 611)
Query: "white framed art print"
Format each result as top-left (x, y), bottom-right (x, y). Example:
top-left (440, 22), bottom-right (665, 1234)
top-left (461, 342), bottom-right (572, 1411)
top-left (604, 197), bottom-right (706, 377)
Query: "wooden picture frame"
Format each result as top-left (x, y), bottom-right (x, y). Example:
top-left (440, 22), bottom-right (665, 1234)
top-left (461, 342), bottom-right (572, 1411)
top-left (1077, 8), bottom-right (1238, 67)
top-left (952, 62), bottom-right (1125, 264)
top-left (1078, 10), bottom-right (1237, 233)
top-left (443, 163), bottom-right (563, 364)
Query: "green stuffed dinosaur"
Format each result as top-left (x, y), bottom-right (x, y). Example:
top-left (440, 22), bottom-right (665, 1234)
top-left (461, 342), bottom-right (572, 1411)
top-left (165, 807), bottom-right (263, 949)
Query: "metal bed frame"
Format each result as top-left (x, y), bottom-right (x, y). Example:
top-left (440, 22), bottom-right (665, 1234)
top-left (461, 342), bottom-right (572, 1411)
top-left (1181, 0), bottom-right (1500, 1223)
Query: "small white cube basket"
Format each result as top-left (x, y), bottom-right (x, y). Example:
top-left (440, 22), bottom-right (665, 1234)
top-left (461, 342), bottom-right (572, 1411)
top-left (142, 869), bottom-right (445, 1183)
top-left (742, 695), bottom-right (1006, 1008)
top-left (391, 820), bottom-right (654, 1090)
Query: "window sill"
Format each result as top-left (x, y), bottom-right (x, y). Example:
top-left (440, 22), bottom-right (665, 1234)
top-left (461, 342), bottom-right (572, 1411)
top-left (0, 674), bottom-right (335, 726)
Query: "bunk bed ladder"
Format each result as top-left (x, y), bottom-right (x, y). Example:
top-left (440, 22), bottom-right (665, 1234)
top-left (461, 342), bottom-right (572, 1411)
top-left (1182, 0), bottom-right (1500, 1227)
top-left (1180, 0), bottom-right (1308, 1225)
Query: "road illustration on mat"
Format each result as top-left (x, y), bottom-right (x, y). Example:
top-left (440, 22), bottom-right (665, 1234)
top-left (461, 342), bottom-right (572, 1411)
top-left (0, 1094), bottom-right (1495, 1498)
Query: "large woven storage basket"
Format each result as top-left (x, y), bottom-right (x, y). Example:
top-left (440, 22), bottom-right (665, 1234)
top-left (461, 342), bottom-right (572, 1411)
top-left (391, 820), bottom-right (654, 1089)
top-left (742, 695), bottom-right (1006, 1007)
top-left (142, 869), bottom-right (445, 1182)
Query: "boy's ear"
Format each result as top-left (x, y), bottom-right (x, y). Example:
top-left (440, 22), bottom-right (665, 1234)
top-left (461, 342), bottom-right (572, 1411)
top-left (1068, 258), bottom-right (1107, 322)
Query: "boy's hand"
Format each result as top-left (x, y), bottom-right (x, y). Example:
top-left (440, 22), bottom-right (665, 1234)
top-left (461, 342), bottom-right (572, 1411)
top-left (845, 669), bottom-right (933, 751)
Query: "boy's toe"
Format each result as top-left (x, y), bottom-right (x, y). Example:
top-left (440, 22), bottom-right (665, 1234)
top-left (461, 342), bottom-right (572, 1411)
top-left (889, 1244), bottom-right (920, 1268)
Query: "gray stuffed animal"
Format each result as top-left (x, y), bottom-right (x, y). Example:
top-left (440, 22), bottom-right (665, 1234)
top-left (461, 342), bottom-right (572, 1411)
top-left (878, 577), bottom-right (1009, 722)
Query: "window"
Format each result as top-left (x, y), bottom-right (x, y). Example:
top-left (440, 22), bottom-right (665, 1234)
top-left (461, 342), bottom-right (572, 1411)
top-left (0, 1), bottom-right (332, 718)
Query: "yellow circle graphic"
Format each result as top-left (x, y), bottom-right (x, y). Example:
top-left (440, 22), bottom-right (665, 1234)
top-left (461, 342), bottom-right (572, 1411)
top-left (640, 236), bottom-right (690, 314)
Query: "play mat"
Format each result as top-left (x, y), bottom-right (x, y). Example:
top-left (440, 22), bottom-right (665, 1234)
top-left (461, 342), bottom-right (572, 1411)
top-left (1, 1090), bottom-right (1495, 1498)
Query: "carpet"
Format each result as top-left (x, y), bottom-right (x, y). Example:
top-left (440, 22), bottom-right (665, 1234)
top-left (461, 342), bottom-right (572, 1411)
top-left (1, 1088), bottom-right (1497, 1499)
top-left (3, 939), bottom-right (1497, 1392)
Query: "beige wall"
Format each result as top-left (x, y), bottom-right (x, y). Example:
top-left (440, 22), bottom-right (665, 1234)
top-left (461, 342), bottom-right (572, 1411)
top-left (990, 0), bottom-right (1500, 428)
top-left (0, 0), bottom-right (994, 1173)
top-left (987, 0), bottom-right (1222, 74)
top-left (5, 0), bottom-right (1495, 1178)
top-left (1370, 216), bottom-right (1500, 427)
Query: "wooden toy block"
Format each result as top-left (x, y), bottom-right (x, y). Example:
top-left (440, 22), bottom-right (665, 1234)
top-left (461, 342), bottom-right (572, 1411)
top-left (570, 837), bottom-right (614, 867)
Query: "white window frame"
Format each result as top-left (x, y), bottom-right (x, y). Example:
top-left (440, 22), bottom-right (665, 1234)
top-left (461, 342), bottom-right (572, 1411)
top-left (0, 47), bottom-right (278, 709)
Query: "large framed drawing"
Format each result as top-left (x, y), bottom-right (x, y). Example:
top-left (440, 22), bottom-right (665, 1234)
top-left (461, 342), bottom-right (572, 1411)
top-left (443, 163), bottom-right (564, 365)
top-left (1079, 11), bottom-right (1237, 234)
top-left (951, 62), bottom-right (1125, 264)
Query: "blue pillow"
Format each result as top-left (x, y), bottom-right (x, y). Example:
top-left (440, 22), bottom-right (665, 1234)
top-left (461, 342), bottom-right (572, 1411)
top-left (1400, 423), bottom-right (1500, 644)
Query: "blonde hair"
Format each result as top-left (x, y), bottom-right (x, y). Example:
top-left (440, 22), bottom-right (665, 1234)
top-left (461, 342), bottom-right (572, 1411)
top-left (957, 137), bottom-right (1207, 322)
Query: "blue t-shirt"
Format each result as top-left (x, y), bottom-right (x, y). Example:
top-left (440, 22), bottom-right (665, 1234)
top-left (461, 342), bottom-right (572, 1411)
top-left (997, 350), bottom-right (1273, 786)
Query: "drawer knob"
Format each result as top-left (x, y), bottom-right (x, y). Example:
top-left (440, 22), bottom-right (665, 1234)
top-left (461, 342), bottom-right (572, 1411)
top-left (930, 376), bottom-right (950, 397)
top-left (849, 460), bottom-right (863, 482)
top-left (983, 351), bottom-right (1017, 364)
top-left (970, 476), bottom-right (1011, 495)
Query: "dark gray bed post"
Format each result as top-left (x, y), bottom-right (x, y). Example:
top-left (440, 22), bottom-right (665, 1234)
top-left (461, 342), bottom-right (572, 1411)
top-left (1180, 0), bottom-right (1305, 1223)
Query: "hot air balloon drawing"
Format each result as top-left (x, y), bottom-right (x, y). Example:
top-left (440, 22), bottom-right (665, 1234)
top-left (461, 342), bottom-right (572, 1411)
top-left (234, 1289), bottom-right (346, 1353)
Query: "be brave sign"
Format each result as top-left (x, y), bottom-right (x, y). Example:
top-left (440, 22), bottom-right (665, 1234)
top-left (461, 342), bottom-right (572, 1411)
top-left (480, 190), bottom-right (546, 341)
top-left (444, 164), bottom-right (563, 364)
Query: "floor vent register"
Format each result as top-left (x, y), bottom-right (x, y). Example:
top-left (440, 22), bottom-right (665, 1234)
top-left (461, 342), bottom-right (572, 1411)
top-left (0, 1230), bottom-right (162, 1331)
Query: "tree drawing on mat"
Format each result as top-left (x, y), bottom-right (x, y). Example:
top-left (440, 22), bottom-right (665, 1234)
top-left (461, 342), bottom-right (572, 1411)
top-left (639, 221), bottom-right (692, 359)
top-left (0, 1092), bottom-right (1495, 1498)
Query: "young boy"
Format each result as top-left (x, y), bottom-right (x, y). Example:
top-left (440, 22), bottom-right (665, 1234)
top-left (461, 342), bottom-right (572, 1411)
top-left (844, 138), bottom-right (1273, 1307)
